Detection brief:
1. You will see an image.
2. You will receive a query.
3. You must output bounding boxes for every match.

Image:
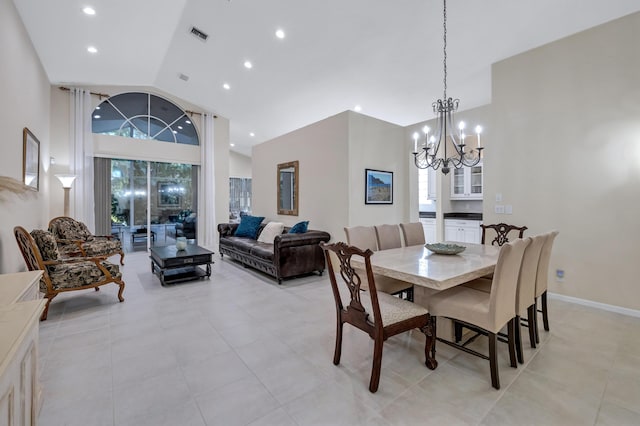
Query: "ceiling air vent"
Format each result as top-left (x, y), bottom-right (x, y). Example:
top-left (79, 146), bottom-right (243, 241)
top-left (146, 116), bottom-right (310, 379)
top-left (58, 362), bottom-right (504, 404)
top-left (178, 73), bottom-right (190, 82)
top-left (190, 26), bottom-right (208, 41)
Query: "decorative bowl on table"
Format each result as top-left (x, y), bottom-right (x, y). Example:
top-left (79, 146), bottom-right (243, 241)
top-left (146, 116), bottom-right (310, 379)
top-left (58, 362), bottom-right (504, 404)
top-left (425, 243), bottom-right (466, 255)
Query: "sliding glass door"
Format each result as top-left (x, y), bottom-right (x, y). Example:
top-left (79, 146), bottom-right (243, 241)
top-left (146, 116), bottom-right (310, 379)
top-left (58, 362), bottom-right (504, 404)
top-left (110, 159), bottom-right (197, 252)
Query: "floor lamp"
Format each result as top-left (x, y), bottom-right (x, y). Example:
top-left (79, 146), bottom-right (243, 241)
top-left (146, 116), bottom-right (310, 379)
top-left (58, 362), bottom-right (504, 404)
top-left (55, 174), bottom-right (77, 217)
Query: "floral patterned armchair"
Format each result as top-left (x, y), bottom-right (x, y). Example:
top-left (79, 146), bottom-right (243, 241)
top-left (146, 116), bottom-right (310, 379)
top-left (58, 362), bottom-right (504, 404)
top-left (48, 216), bottom-right (124, 265)
top-left (14, 226), bottom-right (125, 320)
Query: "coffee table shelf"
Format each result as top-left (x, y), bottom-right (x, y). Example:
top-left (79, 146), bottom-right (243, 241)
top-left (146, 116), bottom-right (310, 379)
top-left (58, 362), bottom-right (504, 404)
top-left (150, 244), bottom-right (214, 286)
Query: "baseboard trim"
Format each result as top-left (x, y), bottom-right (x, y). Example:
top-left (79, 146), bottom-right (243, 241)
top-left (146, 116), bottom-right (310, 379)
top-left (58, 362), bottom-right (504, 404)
top-left (549, 292), bottom-right (640, 318)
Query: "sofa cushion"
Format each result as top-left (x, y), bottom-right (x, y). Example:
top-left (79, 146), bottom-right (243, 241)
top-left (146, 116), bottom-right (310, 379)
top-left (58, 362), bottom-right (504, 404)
top-left (288, 221), bottom-right (309, 234)
top-left (257, 222), bottom-right (284, 243)
top-left (250, 243), bottom-right (275, 261)
top-left (234, 215), bottom-right (265, 239)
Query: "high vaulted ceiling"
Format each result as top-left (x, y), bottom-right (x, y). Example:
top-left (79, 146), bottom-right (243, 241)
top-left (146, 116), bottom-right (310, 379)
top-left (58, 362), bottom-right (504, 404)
top-left (13, 0), bottom-right (640, 156)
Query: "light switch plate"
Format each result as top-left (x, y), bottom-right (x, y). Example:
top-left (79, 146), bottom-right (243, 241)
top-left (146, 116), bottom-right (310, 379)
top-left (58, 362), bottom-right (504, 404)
top-left (495, 205), bottom-right (505, 214)
top-left (495, 193), bottom-right (503, 202)
top-left (505, 205), bottom-right (513, 214)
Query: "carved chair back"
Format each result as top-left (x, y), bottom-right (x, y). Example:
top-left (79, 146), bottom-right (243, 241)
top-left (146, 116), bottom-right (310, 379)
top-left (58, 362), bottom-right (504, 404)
top-left (481, 223), bottom-right (528, 246)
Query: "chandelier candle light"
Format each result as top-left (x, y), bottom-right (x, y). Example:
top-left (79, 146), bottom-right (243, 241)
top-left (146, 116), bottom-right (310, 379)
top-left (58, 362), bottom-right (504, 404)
top-left (412, 0), bottom-right (484, 175)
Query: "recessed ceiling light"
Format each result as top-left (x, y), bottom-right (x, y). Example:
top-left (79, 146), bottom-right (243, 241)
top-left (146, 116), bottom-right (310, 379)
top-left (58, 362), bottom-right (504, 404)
top-left (87, 46), bottom-right (97, 53)
top-left (83, 7), bottom-right (96, 15)
top-left (95, 106), bottom-right (100, 110)
top-left (172, 130), bottom-right (178, 134)
top-left (354, 105), bottom-right (362, 112)
top-left (223, 83), bottom-right (230, 90)
top-left (244, 61), bottom-right (253, 69)
top-left (275, 29), bottom-right (285, 39)
top-left (177, 126), bottom-right (183, 130)
top-left (249, 132), bottom-right (255, 137)
top-left (185, 120), bottom-right (191, 124)
top-left (230, 143), bottom-right (235, 147)
top-left (93, 115), bottom-right (101, 119)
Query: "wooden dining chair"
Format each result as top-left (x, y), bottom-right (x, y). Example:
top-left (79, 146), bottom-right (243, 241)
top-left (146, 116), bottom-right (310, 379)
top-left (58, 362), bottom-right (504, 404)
top-left (428, 238), bottom-right (530, 389)
top-left (534, 231), bottom-right (559, 343)
top-left (400, 222), bottom-right (426, 246)
top-left (320, 242), bottom-right (437, 393)
top-left (344, 226), bottom-right (413, 301)
top-left (481, 223), bottom-right (528, 246)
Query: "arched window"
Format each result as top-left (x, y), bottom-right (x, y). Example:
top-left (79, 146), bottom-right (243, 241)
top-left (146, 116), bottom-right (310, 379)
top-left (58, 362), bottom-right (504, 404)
top-left (92, 92), bottom-right (199, 145)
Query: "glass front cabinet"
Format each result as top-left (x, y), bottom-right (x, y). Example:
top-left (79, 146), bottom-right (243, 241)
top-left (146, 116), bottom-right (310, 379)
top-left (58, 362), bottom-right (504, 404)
top-left (450, 162), bottom-right (483, 200)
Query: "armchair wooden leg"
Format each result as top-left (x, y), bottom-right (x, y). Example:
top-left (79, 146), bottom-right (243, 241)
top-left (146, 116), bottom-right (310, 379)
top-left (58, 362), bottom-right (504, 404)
top-left (488, 332), bottom-right (500, 390)
top-left (40, 294), bottom-right (57, 321)
top-left (421, 316), bottom-right (438, 370)
top-left (119, 251), bottom-right (125, 266)
top-left (117, 281), bottom-right (125, 302)
top-left (94, 287), bottom-right (100, 291)
top-left (508, 318), bottom-right (517, 368)
top-left (369, 337), bottom-right (383, 393)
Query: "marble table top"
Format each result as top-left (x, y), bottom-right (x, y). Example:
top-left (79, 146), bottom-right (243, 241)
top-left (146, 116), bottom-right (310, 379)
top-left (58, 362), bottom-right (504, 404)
top-left (351, 243), bottom-right (501, 291)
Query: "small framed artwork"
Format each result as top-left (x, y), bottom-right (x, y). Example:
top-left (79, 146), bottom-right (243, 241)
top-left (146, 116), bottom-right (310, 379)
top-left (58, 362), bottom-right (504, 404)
top-left (157, 181), bottom-right (182, 207)
top-left (365, 169), bottom-right (393, 204)
top-left (23, 127), bottom-right (40, 191)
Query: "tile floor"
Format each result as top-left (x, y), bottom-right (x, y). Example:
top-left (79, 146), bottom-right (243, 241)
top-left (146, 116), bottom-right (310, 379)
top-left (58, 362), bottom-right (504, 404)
top-left (37, 251), bottom-right (640, 425)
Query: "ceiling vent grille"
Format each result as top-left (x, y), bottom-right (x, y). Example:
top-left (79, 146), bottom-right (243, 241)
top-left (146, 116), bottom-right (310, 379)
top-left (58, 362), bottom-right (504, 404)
top-left (190, 26), bottom-right (208, 41)
top-left (178, 73), bottom-right (190, 82)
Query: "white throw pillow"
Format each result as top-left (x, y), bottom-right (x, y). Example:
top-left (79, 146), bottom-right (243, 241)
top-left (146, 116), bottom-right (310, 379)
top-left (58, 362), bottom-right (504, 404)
top-left (257, 222), bottom-right (285, 243)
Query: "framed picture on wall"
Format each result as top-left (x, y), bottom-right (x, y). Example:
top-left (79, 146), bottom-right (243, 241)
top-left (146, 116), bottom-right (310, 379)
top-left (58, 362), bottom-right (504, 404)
top-left (157, 181), bottom-right (182, 207)
top-left (22, 127), bottom-right (40, 191)
top-left (365, 169), bottom-right (393, 204)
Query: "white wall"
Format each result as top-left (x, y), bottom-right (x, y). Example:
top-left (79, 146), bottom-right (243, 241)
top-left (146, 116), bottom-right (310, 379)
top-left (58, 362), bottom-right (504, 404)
top-left (488, 12), bottom-right (640, 310)
top-left (229, 151), bottom-right (251, 177)
top-left (0, 0), bottom-right (52, 273)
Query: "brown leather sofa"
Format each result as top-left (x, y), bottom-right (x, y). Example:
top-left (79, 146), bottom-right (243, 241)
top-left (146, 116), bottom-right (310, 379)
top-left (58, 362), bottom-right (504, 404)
top-left (217, 223), bottom-right (330, 284)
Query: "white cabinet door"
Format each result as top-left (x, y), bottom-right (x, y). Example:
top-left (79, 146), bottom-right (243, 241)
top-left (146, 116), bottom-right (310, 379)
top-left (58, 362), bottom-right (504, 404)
top-left (427, 168), bottom-right (437, 200)
top-left (444, 219), bottom-right (481, 244)
top-left (450, 163), bottom-right (483, 200)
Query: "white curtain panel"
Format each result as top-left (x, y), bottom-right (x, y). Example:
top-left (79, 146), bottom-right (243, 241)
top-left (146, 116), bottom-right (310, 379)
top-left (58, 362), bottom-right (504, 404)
top-left (69, 88), bottom-right (96, 232)
top-left (200, 113), bottom-right (217, 248)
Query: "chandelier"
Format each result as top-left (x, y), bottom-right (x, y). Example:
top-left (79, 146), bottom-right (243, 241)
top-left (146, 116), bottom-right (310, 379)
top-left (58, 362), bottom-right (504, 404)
top-left (412, 0), bottom-right (484, 175)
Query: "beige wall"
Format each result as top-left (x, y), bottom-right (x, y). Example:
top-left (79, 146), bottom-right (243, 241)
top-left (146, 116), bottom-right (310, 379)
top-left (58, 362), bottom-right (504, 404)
top-left (487, 12), bottom-right (640, 310)
top-left (229, 151), bottom-right (251, 178)
top-left (0, 0), bottom-right (52, 273)
top-left (252, 112), bottom-right (350, 242)
top-left (252, 111), bottom-right (407, 243)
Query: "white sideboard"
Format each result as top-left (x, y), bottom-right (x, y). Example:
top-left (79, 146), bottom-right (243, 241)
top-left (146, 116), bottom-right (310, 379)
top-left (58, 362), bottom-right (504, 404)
top-left (0, 271), bottom-right (45, 426)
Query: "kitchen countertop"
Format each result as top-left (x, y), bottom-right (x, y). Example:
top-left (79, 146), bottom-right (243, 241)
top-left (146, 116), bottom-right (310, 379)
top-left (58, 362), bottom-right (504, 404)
top-left (419, 211), bottom-right (436, 218)
top-left (444, 212), bottom-right (483, 220)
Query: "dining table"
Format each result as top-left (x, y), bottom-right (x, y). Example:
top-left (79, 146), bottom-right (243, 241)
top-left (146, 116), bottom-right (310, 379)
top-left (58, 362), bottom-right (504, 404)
top-left (351, 242), bottom-right (501, 291)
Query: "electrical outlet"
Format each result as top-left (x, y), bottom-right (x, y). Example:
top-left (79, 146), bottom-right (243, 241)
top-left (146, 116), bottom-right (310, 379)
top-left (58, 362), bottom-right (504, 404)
top-left (555, 269), bottom-right (565, 282)
top-left (495, 205), bottom-right (505, 214)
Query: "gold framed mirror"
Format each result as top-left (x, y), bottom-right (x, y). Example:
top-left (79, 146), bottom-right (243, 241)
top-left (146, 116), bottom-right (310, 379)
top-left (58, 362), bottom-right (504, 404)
top-left (277, 161), bottom-right (298, 216)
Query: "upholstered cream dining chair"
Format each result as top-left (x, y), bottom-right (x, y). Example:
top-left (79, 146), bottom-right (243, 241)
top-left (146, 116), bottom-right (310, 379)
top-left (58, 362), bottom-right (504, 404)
top-left (462, 233), bottom-right (546, 363)
top-left (399, 222), bottom-right (426, 247)
top-left (534, 231), bottom-right (559, 343)
top-left (428, 238), bottom-right (530, 389)
top-left (344, 226), bottom-right (413, 301)
top-left (320, 241), bottom-right (437, 393)
top-left (374, 224), bottom-right (402, 250)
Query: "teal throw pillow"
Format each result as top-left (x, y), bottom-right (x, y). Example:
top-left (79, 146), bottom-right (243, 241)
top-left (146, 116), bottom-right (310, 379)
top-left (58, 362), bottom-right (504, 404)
top-left (234, 215), bottom-right (265, 239)
top-left (288, 221), bottom-right (309, 234)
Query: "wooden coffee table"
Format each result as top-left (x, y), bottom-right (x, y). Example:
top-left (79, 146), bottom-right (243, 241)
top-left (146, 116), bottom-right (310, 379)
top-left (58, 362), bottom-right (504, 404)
top-left (149, 244), bottom-right (214, 285)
